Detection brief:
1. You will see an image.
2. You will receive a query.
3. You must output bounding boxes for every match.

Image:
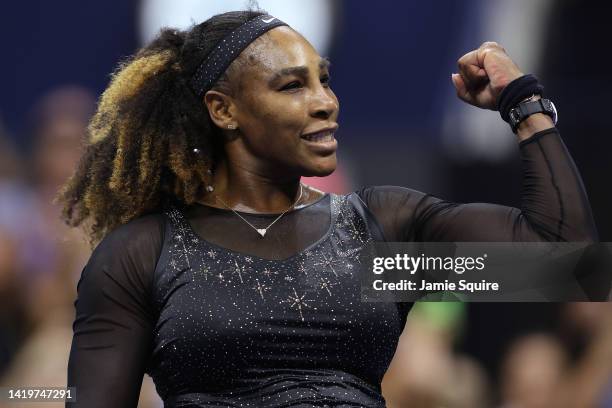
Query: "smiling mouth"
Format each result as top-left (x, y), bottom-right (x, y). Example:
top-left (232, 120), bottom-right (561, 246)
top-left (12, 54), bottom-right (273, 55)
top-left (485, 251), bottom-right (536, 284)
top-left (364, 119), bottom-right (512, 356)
top-left (301, 130), bottom-right (335, 143)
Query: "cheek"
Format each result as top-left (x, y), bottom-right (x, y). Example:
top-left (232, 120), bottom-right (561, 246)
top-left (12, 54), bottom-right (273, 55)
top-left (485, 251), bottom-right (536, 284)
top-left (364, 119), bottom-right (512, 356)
top-left (253, 98), bottom-right (306, 136)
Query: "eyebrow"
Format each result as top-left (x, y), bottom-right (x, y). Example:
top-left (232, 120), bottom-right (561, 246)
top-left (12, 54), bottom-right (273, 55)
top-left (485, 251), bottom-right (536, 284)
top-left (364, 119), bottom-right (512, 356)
top-left (268, 58), bottom-right (331, 84)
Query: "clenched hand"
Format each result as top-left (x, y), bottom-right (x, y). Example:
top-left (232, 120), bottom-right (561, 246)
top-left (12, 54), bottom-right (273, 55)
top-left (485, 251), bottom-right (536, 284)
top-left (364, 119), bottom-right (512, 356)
top-left (451, 42), bottom-right (524, 110)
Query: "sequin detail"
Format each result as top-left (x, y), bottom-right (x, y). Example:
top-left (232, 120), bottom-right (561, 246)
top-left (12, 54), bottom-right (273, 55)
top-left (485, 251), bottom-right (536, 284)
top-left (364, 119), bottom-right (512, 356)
top-left (147, 194), bottom-right (400, 407)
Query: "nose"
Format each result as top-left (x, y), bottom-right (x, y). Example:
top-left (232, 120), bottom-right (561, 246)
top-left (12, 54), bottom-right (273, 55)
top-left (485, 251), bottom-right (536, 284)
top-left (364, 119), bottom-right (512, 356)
top-left (310, 86), bottom-right (338, 119)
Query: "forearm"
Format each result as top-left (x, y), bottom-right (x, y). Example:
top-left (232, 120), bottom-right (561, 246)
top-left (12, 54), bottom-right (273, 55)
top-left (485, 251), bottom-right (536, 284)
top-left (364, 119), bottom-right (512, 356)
top-left (518, 128), bottom-right (598, 241)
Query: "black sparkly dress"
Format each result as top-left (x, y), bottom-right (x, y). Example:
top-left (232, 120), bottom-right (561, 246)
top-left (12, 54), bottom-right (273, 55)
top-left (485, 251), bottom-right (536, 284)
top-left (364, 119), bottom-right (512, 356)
top-left (67, 129), bottom-right (597, 407)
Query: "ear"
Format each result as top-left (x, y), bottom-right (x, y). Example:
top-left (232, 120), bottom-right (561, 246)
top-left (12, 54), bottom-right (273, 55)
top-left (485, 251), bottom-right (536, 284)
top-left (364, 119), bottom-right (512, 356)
top-left (204, 90), bottom-right (237, 130)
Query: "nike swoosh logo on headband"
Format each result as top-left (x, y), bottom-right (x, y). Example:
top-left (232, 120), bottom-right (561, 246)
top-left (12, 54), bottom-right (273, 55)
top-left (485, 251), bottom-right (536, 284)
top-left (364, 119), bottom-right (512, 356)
top-left (262, 17), bottom-right (276, 23)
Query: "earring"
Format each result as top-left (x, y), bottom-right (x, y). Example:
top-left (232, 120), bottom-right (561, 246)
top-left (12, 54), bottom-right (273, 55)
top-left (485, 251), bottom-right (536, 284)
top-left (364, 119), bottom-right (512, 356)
top-left (227, 124), bottom-right (237, 130)
top-left (206, 185), bottom-right (214, 192)
top-left (193, 148), bottom-right (200, 154)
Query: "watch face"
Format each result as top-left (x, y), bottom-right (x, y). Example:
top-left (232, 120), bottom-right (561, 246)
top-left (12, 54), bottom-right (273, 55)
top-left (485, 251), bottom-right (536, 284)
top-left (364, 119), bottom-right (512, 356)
top-left (543, 99), bottom-right (558, 124)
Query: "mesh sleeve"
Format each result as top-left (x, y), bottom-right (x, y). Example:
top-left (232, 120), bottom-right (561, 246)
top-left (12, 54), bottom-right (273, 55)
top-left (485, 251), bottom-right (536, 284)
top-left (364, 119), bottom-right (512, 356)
top-left (66, 214), bottom-right (165, 408)
top-left (358, 128), bottom-right (598, 243)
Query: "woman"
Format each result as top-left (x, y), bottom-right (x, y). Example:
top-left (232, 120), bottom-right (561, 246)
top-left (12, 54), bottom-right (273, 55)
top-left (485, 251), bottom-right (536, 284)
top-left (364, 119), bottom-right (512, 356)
top-left (62, 10), bottom-right (597, 408)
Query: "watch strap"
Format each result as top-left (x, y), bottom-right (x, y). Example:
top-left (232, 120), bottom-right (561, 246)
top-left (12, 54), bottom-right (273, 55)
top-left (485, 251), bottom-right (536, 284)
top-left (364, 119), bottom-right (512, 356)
top-left (509, 99), bottom-right (556, 133)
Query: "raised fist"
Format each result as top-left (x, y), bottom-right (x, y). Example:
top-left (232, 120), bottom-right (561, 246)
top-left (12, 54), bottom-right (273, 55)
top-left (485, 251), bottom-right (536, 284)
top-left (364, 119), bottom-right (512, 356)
top-left (451, 42), bottom-right (524, 110)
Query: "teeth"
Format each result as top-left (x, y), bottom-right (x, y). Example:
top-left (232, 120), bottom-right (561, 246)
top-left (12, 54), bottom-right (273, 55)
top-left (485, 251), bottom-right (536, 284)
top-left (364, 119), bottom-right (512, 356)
top-left (303, 131), bottom-right (334, 142)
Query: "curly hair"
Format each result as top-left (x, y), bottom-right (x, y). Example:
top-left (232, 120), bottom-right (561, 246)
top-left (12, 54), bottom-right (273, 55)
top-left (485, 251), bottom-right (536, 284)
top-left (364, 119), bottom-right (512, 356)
top-left (57, 10), bottom-right (267, 246)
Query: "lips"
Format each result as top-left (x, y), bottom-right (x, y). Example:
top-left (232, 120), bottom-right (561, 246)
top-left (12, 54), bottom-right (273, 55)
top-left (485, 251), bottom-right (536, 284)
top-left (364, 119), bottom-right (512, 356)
top-left (301, 130), bottom-right (335, 142)
top-left (301, 124), bottom-right (338, 141)
top-left (300, 128), bottom-right (338, 155)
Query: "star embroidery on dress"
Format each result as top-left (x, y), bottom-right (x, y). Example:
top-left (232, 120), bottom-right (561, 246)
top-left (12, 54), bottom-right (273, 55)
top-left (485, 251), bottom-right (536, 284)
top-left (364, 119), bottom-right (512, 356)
top-left (296, 262), bottom-right (308, 275)
top-left (262, 267), bottom-right (278, 277)
top-left (206, 249), bottom-right (217, 259)
top-left (224, 260), bottom-right (249, 283)
top-left (319, 277), bottom-right (337, 296)
top-left (281, 287), bottom-right (314, 322)
top-left (332, 233), bottom-right (348, 253)
top-left (216, 272), bottom-right (225, 282)
top-left (252, 279), bottom-right (271, 300)
top-left (314, 253), bottom-right (343, 277)
top-left (168, 258), bottom-right (179, 270)
top-left (346, 218), bottom-right (366, 243)
top-left (174, 223), bottom-right (194, 267)
top-left (199, 265), bottom-right (214, 280)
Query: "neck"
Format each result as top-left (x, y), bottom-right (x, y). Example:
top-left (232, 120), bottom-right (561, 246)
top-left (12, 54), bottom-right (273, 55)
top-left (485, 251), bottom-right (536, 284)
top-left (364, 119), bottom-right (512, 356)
top-left (206, 158), bottom-right (302, 213)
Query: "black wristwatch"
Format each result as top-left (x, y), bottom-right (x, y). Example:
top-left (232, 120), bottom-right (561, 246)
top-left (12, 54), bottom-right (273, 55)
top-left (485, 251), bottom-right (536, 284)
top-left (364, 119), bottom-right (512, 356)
top-left (508, 97), bottom-right (558, 133)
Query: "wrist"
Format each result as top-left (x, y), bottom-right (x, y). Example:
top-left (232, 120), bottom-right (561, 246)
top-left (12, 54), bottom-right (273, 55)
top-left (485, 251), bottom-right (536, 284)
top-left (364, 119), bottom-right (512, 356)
top-left (497, 74), bottom-right (544, 122)
top-left (516, 113), bottom-right (555, 142)
top-left (509, 96), bottom-right (558, 135)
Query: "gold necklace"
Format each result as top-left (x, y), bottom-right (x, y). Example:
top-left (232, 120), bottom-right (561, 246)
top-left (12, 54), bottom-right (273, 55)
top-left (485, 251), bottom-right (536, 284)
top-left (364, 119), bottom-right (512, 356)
top-left (214, 184), bottom-right (304, 238)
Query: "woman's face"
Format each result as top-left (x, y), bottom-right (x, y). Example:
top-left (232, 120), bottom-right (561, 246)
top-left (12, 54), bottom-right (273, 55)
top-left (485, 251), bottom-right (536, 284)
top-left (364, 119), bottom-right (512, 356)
top-left (222, 26), bottom-right (340, 178)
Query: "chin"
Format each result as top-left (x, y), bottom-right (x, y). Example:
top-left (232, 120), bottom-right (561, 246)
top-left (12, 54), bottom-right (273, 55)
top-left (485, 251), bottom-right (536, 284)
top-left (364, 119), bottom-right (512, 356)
top-left (302, 160), bottom-right (336, 177)
top-left (314, 167), bottom-right (336, 177)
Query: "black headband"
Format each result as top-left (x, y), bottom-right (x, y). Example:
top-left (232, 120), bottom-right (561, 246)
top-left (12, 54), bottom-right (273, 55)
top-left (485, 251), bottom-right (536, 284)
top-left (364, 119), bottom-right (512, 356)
top-left (190, 14), bottom-right (289, 98)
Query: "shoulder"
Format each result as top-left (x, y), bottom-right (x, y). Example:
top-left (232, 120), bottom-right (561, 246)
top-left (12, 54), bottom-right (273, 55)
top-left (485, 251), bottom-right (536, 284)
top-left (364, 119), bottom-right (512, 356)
top-left (74, 214), bottom-right (166, 328)
top-left (346, 186), bottom-right (442, 241)
top-left (92, 212), bottom-right (166, 262)
top-left (80, 213), bottom-right (167, 295)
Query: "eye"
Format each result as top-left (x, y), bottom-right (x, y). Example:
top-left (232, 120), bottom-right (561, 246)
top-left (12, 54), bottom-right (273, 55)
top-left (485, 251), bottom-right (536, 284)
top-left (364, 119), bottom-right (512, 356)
top-left (280, 81), bottom-right (302, 91)
top-left (320, 74), bottom-right (331, 87)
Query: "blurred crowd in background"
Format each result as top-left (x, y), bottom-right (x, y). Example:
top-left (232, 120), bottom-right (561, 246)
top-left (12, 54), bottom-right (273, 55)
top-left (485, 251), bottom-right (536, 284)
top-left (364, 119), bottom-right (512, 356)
top-left (1, 0), bottom-right (611, 407)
